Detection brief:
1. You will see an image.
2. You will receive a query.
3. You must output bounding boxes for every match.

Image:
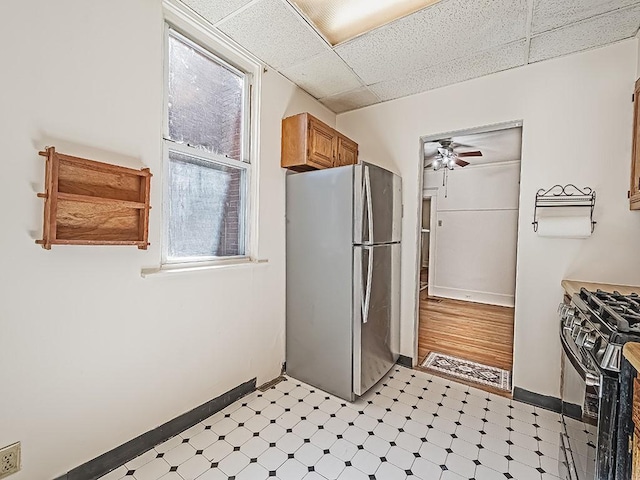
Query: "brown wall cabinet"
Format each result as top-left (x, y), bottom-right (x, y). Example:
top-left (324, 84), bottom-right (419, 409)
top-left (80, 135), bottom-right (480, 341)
top-left (281, 112), bottom-right (358, 171)
top-left (633, 377), bottom-right (640, 479)
top-left (631, 78), bottom-right (640, 210)
top-left (36, 146), bottom-right (152, 249)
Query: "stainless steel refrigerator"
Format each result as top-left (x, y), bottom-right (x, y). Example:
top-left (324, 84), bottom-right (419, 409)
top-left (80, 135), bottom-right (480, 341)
top-left (286, 162), bottom-right (401, 401)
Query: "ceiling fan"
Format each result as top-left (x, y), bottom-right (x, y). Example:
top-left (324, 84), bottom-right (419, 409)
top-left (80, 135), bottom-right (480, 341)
top-left (424, 139), bottom-right (483, 170)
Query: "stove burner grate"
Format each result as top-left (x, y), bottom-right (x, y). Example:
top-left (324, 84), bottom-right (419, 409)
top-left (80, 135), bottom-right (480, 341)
top-left (581, 288), bottom-right (640, 333)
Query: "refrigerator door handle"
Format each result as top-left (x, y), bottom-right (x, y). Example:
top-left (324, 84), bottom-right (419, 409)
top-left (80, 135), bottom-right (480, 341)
top-left (362, 246), bottom-right (374, 324)
top-left (364, 165), bottom-right (374, 244)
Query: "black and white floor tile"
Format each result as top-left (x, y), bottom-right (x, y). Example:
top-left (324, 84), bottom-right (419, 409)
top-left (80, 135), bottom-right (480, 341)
top-left (98, 366), bottom-right (572, 480)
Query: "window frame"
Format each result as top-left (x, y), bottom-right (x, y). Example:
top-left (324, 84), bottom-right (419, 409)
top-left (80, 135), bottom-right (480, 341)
top-left (161, 21), bottom-right (257, 267)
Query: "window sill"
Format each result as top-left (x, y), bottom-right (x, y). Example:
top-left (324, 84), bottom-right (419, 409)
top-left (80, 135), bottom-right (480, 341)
top-left (141, 257), bottom-right (268, 277)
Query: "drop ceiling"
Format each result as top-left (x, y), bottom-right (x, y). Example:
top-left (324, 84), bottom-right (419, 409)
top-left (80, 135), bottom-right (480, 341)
top-left (182, 0), bottom-right (640, 113)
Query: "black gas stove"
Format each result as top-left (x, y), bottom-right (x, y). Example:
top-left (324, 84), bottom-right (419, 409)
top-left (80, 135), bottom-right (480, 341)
top-left (558, 288), bottom-right (640, 480)
top-left (562, 288), bottom-right (640, 377)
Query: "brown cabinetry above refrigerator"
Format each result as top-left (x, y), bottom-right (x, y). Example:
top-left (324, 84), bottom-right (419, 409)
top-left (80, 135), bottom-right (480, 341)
top-left (281, 112), bottom-right (358, 172)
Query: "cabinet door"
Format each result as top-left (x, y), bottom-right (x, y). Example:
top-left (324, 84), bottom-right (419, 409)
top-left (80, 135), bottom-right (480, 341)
top-left (308, 118), bottom-right (336, 169)
top-left (631, 78), bottom-right (640, 210)
top-left (337, 135), bottom-right (358, 166)
top-left (634, 378), bottom-right (640, 426)
top-left (633, 428), bottom-right (640, 480)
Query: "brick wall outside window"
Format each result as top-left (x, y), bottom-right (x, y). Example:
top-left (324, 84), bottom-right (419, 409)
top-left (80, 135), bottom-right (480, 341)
top-left (165, 29), bottom-right (249, 261)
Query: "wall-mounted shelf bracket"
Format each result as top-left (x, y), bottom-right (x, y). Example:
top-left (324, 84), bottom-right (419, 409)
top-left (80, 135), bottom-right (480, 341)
top-left (532, 184), bottom-right (596, 233)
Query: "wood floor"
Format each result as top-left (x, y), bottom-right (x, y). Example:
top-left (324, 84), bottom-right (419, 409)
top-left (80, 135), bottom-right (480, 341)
top-left (418, 291), bottom-right (515, 373)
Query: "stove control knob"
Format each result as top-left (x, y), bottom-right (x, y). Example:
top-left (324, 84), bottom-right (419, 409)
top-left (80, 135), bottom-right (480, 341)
top-left (570, 316), bottom-right (583, 330)
top-left (576, 327), bottom-right (596, 348)
top-left (559, 304), bottom-right (573, 314)
top-left (576, 327), bottom-right (587, 346)
top-left (571, 324), bottom-right (583, 340)
top-left (583, 330), bottom-right (598, 349)
top-left (567, 312), bottom-right (578, 328)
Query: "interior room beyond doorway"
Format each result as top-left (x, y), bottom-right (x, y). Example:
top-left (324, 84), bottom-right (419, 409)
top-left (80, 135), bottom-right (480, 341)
top-left (416, 123), bottom-right (523, 395)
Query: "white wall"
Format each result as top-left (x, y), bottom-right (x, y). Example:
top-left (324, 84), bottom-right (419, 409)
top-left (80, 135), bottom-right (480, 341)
top-left (0, 1), bottom-right (335, 479)
top-left (637, 32), bottom-right (640, 78)
top-left (425, 162), bottom-right (520, 306)
top-left (337, 39), bottom-right (640, 398)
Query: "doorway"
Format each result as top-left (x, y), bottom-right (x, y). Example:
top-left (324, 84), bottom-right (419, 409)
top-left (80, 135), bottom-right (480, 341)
top-left (415, 121), bottom-right (522, 395)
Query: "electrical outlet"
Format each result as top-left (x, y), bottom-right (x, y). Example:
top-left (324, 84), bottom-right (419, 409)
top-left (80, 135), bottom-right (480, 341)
top-left (0, 442), bottom-right (20, 479)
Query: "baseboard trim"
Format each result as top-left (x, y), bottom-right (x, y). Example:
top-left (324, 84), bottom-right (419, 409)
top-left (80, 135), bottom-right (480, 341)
top-left (512, 386), bottom-right (562, 413)
top-left (429, 286), bottom-right (515, 308)
top-left (562, 402), bottom-right (582, 420)
top-left (54, 378), bottom-right (256, 480)
top-left (396, 355), bottom-right (413, 368)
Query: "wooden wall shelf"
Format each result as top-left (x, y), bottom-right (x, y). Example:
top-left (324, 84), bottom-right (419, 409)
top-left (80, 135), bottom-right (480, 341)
top-left (36, 146), bottom-right (152, 249)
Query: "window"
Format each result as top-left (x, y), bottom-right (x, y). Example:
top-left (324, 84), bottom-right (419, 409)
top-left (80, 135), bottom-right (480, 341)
top-left (163, 28), bottom-right (251, 264)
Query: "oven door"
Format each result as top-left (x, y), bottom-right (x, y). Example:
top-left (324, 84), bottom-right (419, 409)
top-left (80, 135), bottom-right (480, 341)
top-left (559, 325), bottom-right (600, 480)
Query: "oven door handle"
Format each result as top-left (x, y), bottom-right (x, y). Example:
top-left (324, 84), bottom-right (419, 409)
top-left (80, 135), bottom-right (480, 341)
top-left (560, 326), bottom-right (600, 388)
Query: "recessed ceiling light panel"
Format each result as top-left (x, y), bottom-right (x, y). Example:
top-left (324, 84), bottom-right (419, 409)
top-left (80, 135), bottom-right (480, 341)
top-left (290, 0), bottom-right (443, 46)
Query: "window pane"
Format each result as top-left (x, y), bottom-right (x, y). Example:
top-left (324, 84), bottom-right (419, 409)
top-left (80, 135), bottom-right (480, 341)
top-left (168, 32), bottom-right (245, 161)
top-left (167, 151), bottom-right (245, 260)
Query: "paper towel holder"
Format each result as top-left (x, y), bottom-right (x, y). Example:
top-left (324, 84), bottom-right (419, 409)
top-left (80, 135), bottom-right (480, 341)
top-left (532, 184), bottom-right (596, 233)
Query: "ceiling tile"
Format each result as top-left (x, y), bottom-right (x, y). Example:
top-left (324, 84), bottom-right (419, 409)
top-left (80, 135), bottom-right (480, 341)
top-left (529, 4), bottom-right (640, 63)
top-left (180, 0), bottom-right (254, 24)
top-left (280, 52), bottom-right (363, 99)
top-left (217, 0), bottom-right (330, 70)
top-left (334, 0), bottom-right (528, 85)
top-left (319, 87), bottom-right (380, 113)
top-left (369, 41), bottom-right (527, 101)
top-left (531, 0), bottom-right (640, 35)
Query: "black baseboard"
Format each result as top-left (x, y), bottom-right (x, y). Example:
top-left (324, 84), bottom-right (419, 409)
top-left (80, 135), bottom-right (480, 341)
top-left (562, 402), bottom-right (582, 420)
top-left (396, 355), bottom-right (413, 368)
top-left (512, 386), bottom-right (562, 413)
top-left (54, 378), bottom-right (256, 480)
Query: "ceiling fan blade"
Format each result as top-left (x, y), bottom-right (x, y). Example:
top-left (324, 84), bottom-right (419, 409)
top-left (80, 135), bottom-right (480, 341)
top-left (424, 161), bottom-right (434, 169)
top-left (451, 142), bottom-right (475, 148)
top-left (454, 159), bottom-right (470, 167)
top-left (456, 151), bottom-right (483, 157)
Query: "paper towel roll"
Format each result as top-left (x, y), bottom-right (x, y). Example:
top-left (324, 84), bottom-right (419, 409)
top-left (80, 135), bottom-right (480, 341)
top-left (536, 216), bottom-right (592, 238)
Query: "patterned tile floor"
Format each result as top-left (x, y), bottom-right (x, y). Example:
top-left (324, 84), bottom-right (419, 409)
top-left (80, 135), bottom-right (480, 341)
top-left (98, 366), bottom-right (567, 480)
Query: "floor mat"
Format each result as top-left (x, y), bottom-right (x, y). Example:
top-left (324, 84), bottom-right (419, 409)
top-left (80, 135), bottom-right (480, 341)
top-left (421, 351), bottom-right (511, 391)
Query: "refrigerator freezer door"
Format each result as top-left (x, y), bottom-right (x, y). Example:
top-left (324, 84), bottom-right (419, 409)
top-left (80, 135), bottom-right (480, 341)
top-left (354, 163), bottom-right (402, 245)
top-left (353, 243), bottom-right (401, 396)
top-left (286, 167), bottom-right (356, 401)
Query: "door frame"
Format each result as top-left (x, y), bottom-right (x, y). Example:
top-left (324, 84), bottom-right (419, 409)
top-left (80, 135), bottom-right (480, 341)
top-left (422, 190), bottom-right (438, 298)
top-left (413, 190), bottom-right (437, 365)
top-left (412, 120), bottom-right (523, 367)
